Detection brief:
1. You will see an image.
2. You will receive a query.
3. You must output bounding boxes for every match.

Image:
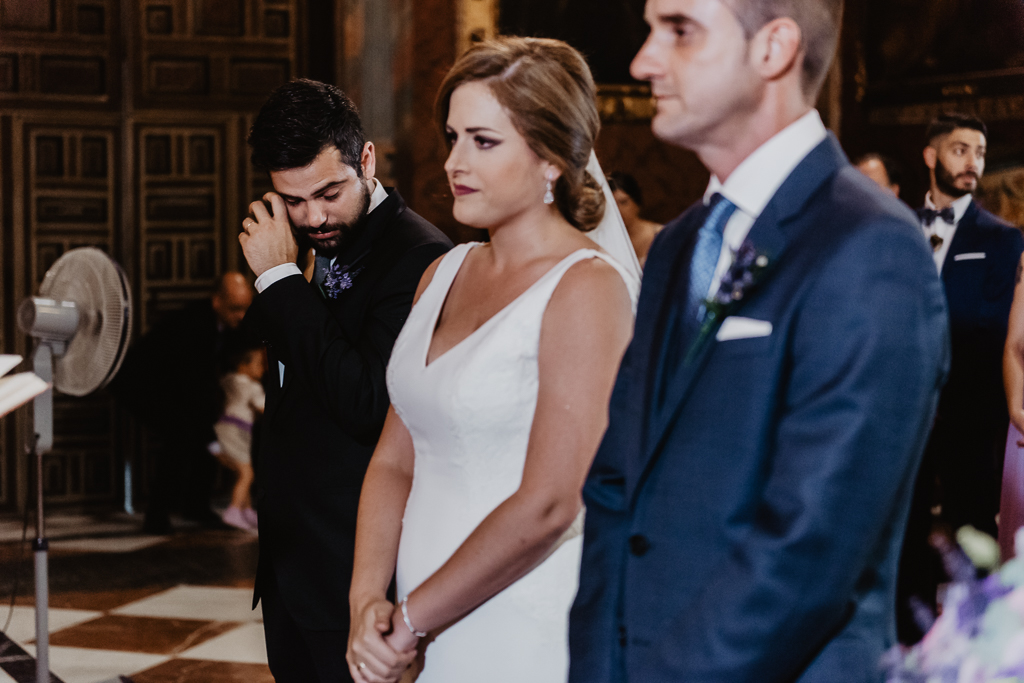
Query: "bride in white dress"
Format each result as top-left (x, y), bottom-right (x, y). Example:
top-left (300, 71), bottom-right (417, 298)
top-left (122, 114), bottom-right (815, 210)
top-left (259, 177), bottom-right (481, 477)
top-left (346, 37), bottom-right (640, 683)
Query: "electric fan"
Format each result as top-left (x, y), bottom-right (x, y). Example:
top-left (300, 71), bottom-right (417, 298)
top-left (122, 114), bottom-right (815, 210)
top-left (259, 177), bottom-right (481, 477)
top-left (16, 247), bottom-right (132, 683)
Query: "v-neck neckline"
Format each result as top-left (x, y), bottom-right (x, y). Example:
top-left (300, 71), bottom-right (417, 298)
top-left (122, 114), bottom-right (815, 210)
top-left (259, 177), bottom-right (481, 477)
top-left (422, 245), bottom-right (595, 369)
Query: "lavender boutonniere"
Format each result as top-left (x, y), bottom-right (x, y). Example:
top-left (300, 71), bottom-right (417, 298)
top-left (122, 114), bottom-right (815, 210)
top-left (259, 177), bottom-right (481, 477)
top-left (321, 263), bottom-right (364, 299)
top-left (685, 240), bottom-right (772, 363)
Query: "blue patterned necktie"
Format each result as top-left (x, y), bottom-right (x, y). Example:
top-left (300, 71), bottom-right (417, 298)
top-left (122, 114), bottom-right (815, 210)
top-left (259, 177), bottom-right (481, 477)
top-left (653, 193), bottom-right (737, 415)
top-left (688, 193), bottom-right (737, 321)
top-left (313, 254), bottom-right (332, 286)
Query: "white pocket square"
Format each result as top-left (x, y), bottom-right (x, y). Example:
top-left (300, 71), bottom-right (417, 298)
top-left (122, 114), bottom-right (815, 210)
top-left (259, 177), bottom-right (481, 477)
top-left (954, 252), bottom-right (986, 261)
top-left (716, 316), bottom-right (773, 341)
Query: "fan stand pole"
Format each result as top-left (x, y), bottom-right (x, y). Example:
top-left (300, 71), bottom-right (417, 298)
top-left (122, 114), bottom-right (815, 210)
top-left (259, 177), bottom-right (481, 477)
top-left (32, 343), bottom-right (54, 683)
top-left (32, 449), bottom-right (49, 683)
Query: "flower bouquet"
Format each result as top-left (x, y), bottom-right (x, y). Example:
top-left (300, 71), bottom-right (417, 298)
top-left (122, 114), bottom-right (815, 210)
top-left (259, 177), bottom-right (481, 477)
top-left (885, 527), bottom-right (1024, 682)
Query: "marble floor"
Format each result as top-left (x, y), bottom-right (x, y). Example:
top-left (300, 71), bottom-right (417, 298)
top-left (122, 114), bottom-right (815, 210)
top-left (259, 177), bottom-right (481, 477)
top-left (0, 513), bottom-right (271, 683)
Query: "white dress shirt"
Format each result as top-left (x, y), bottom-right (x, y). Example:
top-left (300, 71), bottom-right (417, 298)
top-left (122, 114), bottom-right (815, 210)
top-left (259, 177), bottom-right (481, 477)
top-left (922, 191), bottom-right (973, 274)
top-left (701, 110), bottom-right (828, 296)
top-left (254, 178), bottom-right (389, 293)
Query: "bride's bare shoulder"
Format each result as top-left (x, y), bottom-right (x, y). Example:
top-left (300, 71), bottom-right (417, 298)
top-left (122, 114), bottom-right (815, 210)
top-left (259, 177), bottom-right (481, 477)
top-left (412, 253), bottom-right (446, 305)
top-left (546, 256), bottom-right (632, 326)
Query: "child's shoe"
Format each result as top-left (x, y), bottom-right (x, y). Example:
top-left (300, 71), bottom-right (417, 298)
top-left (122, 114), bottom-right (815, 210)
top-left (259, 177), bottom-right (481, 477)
top-left (222, 506), bottom-right (252, 531)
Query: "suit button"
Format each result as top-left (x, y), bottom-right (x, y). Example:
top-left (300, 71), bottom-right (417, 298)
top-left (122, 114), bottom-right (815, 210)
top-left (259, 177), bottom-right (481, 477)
top-left (628, 534), bottom-right (650, 556)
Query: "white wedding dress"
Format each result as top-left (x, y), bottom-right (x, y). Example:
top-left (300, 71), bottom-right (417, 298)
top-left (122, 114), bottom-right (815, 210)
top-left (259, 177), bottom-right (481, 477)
top-left (387, 241), bottom-right (638, 683)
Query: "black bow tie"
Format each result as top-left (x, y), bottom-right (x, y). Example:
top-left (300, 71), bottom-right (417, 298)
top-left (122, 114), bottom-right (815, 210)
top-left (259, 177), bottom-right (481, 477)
top-left (918, 206), bottom-right (955, 226)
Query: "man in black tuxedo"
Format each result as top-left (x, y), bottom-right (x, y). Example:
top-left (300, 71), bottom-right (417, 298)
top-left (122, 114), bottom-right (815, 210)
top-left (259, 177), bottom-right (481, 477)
top-left (115, 272), bottom-right (254, 534)
top-left (897, 112), bottom-right (1024, 643)
top-left (239, 79), bottom-right (452, 683)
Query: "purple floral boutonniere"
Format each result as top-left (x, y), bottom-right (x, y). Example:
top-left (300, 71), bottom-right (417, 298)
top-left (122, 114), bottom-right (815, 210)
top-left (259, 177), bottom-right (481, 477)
top-left (322, 262), bottom-right (364, 299)
top-left (685, 239), bottom-right (772, 363)
top-left (707, 240), bottom-right (771, 313)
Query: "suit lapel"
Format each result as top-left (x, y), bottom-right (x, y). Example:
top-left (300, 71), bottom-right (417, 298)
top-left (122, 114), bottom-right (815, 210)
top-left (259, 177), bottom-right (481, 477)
top-left (629, 134), bottom-right (847, 499)
top-left (642, 205), bottom-right (789, 468)
top-left (633, 209), bottom-right (704, 382)
top-left (612, 209), bottom-right (703, 491)
top-left (940, 200), bottom-right (979, 287)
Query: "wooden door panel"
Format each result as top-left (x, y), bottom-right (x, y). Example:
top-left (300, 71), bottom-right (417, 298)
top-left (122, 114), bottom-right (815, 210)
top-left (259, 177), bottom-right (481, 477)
top-left (0, 0), bottom-right (304, 512)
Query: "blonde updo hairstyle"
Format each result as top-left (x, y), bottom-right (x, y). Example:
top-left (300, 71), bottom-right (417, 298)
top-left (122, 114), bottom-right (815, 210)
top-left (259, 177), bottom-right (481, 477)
top-left (436, 37), bottom-right (605, 232)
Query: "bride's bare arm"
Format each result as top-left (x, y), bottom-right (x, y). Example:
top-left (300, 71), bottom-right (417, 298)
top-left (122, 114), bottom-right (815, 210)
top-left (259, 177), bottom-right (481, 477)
top-left (347, 408), bottom-right (416, 681)
top-left (347, 257), bottom-right (443, 683)
top-left (385, 257), bottom-right (634, 651)
top-left (1005, 252), bottom-right (1024, 440)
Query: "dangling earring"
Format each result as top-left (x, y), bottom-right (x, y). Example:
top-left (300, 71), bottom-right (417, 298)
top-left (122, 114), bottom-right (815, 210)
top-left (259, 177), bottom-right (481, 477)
top-left (543, 178), bottom-right (555, 205)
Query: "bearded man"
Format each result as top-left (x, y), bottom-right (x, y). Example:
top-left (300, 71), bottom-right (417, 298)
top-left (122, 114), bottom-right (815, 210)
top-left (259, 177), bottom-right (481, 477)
top-left (238, 79), bottom-right (451, 682)
top-left (897, 112), bottom-right (1024, 643)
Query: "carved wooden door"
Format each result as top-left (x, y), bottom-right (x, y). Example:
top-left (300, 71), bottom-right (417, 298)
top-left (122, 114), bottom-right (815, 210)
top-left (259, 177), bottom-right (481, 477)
top-left (0, 0), bottom-right (304, 513)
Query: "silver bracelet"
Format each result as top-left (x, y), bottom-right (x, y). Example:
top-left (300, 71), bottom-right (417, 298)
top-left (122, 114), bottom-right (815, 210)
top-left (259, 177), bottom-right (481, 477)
top-left (400, 596), bottom-right (427, 637)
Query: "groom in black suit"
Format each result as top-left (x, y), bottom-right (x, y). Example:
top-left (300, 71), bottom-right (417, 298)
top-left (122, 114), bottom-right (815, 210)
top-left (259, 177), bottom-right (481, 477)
top-left (897, 113), bottom-right (1024, 643)
top-left (239, 79), bottom-right (451, 682)
top-left (570, 1), bottom-right (949, 681)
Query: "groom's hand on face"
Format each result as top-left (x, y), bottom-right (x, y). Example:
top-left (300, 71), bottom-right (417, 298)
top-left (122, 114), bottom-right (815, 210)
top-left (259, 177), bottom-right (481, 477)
top-left (239, 192), bottom-right (299, 277)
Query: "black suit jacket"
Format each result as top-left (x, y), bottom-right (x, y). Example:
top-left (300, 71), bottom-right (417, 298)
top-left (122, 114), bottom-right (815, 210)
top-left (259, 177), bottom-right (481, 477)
top-left (896, 201), bottom-right (1022, 640)
top-left (246, 189), bottom-right (451, 631)
top-left (937, 200), bottom-right (1024, 431)
top-left (113, 299), bottom-right (241, 443)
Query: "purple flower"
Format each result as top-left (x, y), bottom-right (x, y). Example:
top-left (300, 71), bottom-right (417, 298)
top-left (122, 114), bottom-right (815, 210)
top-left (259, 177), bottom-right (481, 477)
top-left (684, 239), bottom-right (771, 364)
top-left (709, 240), bottom-right (770, 308)
top-left (957, 585), bottom-right (992, 636)
top-left (322, 263), bottom-right (363, 299)
top-left (885, 528), bottom-right (1024, 683)
top-left (980, 573), bottom-right (1013, 602)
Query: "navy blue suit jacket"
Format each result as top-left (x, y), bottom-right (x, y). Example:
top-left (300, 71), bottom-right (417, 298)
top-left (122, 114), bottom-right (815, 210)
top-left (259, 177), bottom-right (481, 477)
top-left (935, 200), bottom-right (1023, 435)
top-left (569, 136), bottom-right (950, 683)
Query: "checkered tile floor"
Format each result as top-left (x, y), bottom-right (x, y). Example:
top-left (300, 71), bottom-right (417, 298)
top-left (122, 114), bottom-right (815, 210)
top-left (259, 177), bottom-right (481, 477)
top-left (0, 515), bottom-right (272, 683)
top-left (1, 585), bottom-right (272, 683)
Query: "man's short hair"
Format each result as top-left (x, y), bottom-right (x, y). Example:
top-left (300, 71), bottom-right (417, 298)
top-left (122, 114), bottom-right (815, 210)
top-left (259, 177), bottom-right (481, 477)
top-left (854, 152), bottom-right (904, 188)
top-left (926, 112), bottom-right (988, 145)
top-left (727, 0), bottom-right (843, 99)
top-left (248, 79), bottom-right (366, 174)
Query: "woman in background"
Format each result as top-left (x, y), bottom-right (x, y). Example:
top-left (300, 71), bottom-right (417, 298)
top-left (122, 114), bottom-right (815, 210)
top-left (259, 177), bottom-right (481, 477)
top-left (608, 170), bottom-right (661, 266)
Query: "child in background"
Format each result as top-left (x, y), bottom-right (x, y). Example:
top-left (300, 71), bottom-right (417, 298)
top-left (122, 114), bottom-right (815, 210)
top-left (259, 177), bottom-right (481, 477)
top-left (215, 346), bottom-right (265, 530)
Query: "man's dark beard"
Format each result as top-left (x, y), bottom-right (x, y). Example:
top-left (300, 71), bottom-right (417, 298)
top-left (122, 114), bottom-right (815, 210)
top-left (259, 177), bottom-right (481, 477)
top-left (934, 156), bottom-right (978, 199)
top-left (291, 181), bottom-right (372, 258)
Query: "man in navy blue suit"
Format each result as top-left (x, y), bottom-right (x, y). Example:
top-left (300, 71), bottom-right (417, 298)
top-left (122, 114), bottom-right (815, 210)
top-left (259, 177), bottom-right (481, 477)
top-left (568, 1), bottom-right (950, 681)
top-left (896, 113), bottom-right (1024, 643)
